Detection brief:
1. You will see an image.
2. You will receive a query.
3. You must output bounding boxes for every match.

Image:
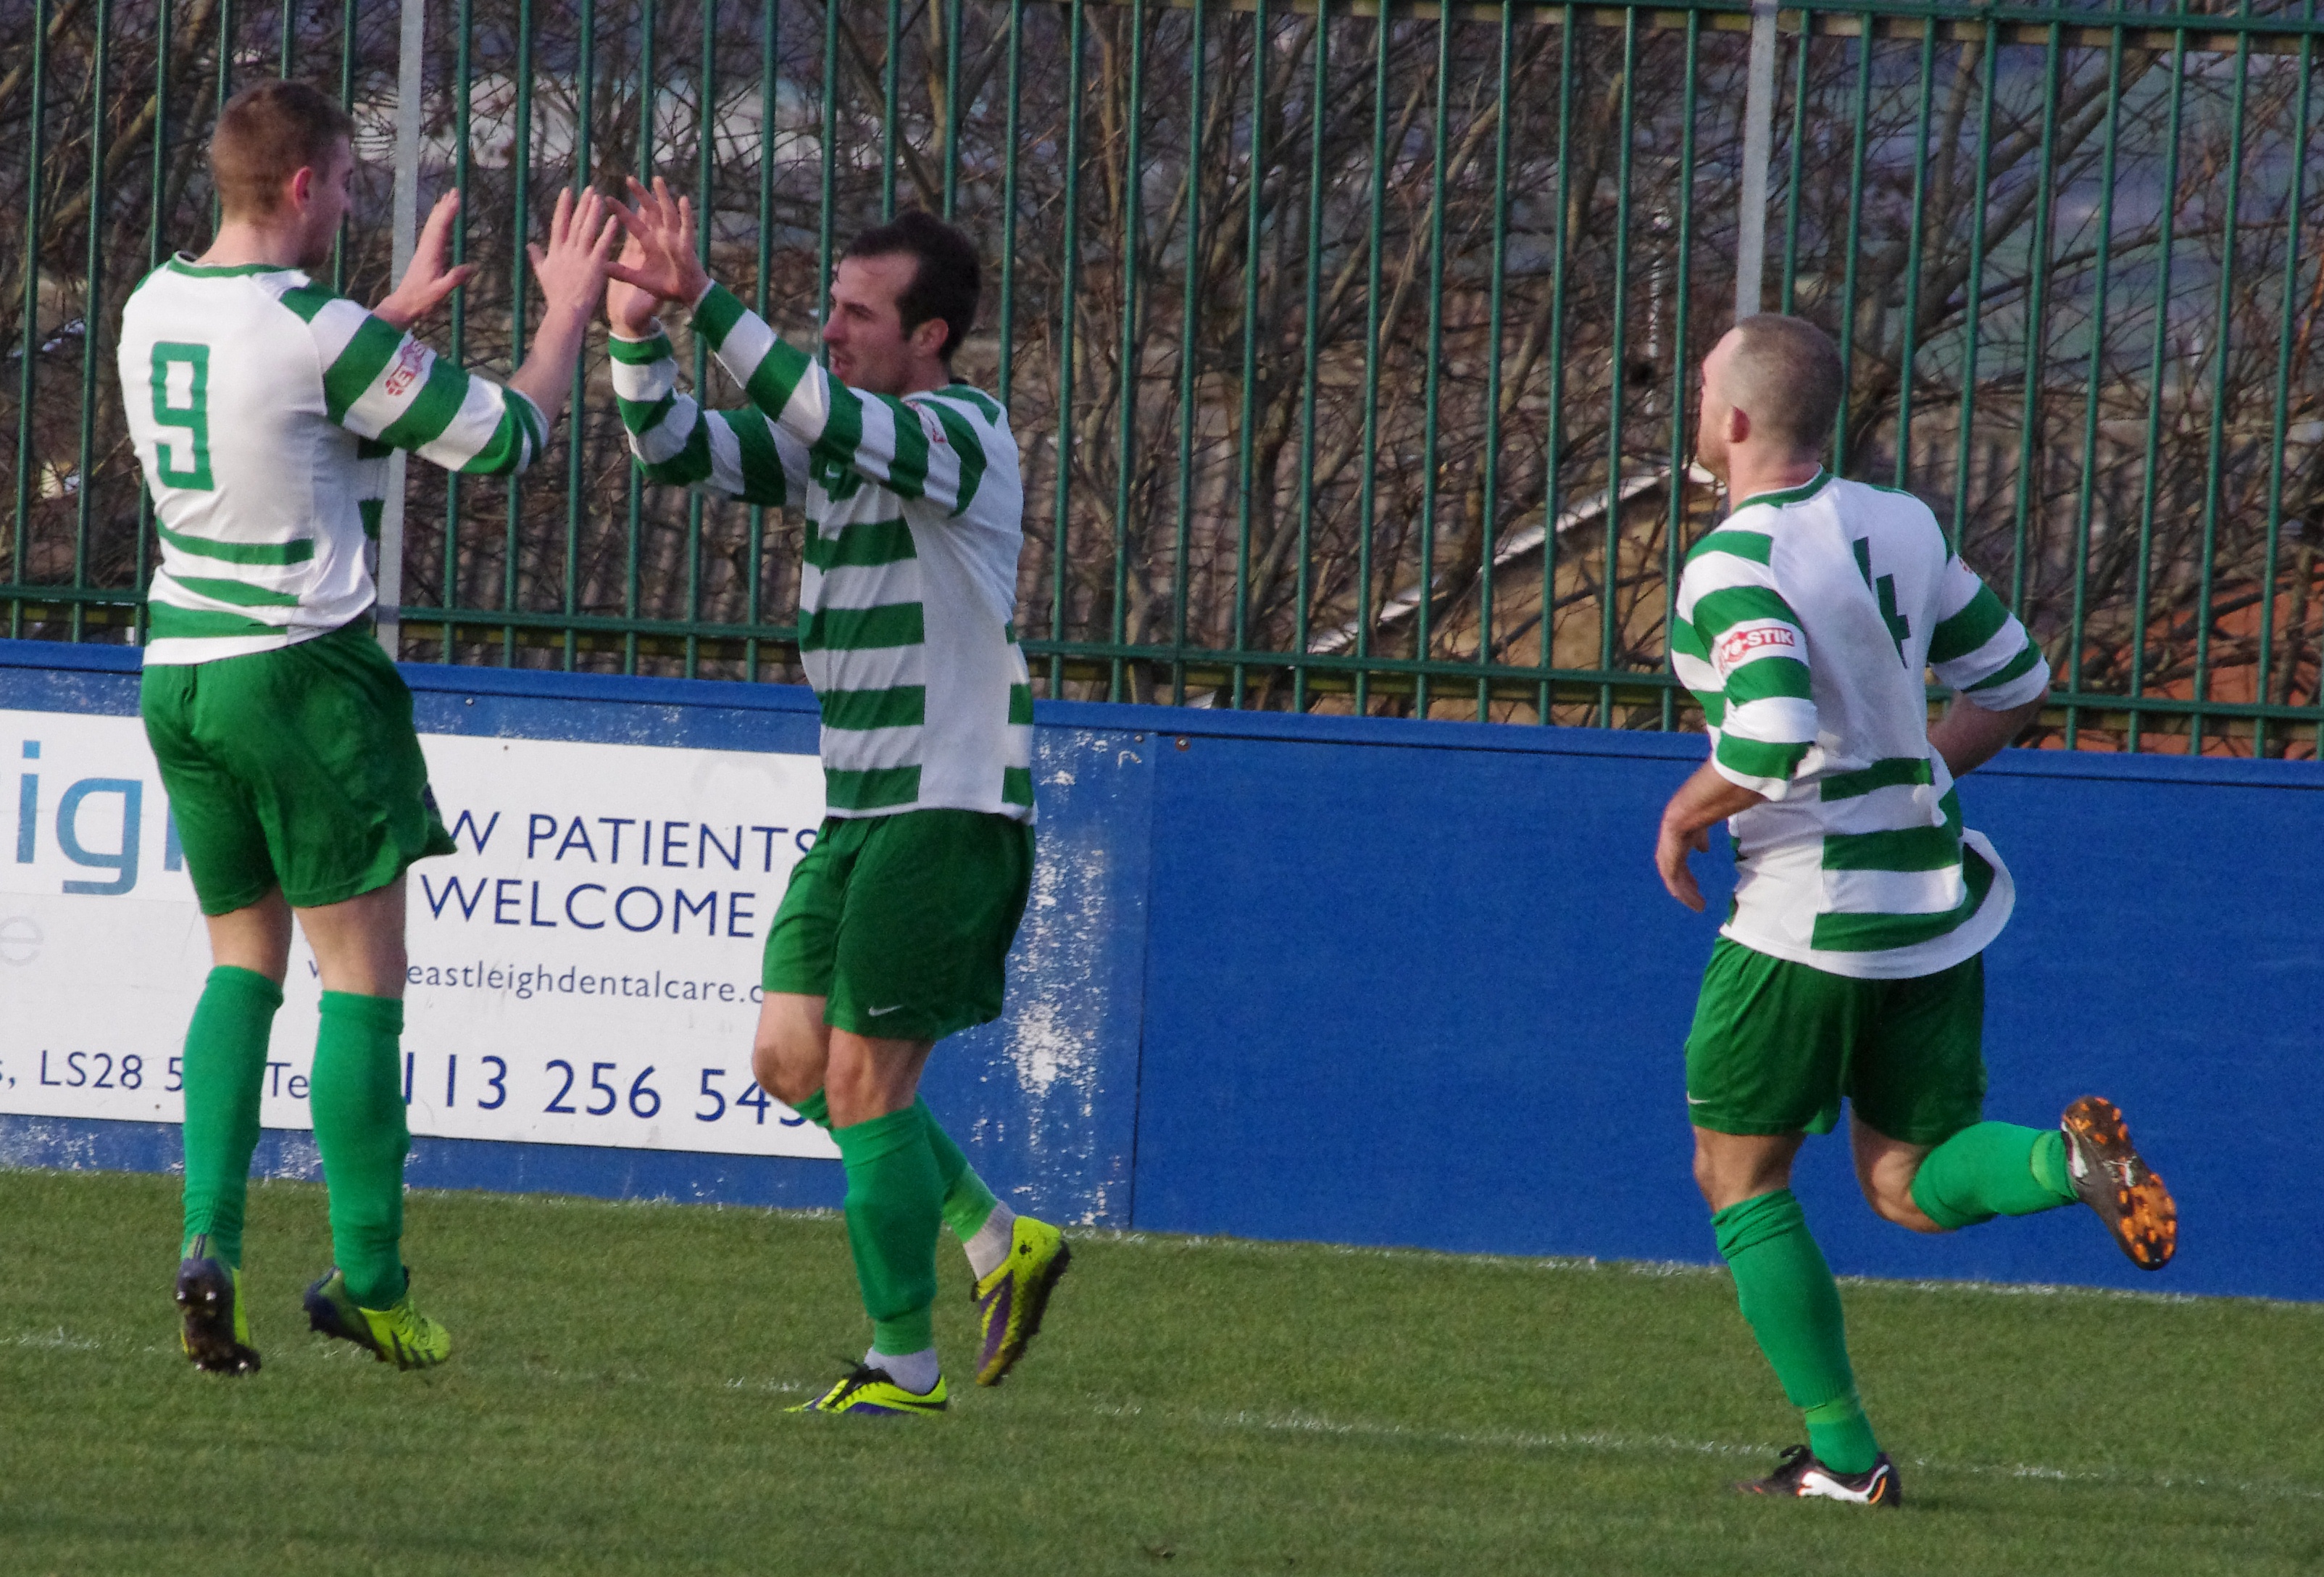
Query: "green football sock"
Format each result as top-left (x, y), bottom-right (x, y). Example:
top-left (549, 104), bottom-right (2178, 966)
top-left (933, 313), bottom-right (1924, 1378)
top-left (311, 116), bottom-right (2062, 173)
top-left (1715, 1189), bottom-right (1879, 1476)
top-left (798, 1088), bottom-right (998, 1243)
top-left (918, 1097), bottom-right (1000, 1241)
top-left (833, 1106), bottom-right (942, 1356)
top-left (308, 992), bottom-right (411, 1310)
top-left (1909, 1122), bottom-right (2077, 1231)
top-left (178, 966), bottom-right (284, 1269)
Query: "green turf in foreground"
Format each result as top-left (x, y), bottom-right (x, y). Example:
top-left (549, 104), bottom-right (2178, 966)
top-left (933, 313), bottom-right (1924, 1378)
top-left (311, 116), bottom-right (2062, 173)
top-left (1, 1170), bottom-right (2318, 1576)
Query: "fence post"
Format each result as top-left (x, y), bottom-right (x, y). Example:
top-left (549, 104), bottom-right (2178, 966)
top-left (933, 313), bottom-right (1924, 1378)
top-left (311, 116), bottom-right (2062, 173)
top-left (1733, 0), bottom-right (1779, 320)
top-left (378, 0), bottom-right (425, 659)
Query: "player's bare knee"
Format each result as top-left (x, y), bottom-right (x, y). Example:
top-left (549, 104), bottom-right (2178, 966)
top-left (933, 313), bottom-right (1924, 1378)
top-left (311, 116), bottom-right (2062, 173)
top-left (751, 1036), bottom-right (815, 1107)
top-left (1690, 1144), bottom-right (1722, 1207)
top-left (1862, 1171), bottom-right (1945, 1233)
top-left (1886, 1199), bottom-right (1949, 1235)
top-left (754, 1012), bottom-right (830, 1106)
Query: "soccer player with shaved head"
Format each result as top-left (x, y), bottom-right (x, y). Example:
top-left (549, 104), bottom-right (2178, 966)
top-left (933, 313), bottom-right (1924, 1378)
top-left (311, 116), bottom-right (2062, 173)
top-left (1657, 315), bottom-right (2180, 1504)
top-left (120, 78), bottom-right (630, 1375)
top-left (605, 183), bottom-right (1068, 1417)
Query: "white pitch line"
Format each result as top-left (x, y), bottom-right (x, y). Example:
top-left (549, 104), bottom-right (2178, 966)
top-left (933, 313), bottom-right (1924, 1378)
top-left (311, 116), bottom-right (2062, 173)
top-left (1099, 1402), bottom-right (1771, 1462)
top-left (0, 1326), bottom-right (101, 1351)
top-left (1128, 1403), bottom-right (2324, 1505)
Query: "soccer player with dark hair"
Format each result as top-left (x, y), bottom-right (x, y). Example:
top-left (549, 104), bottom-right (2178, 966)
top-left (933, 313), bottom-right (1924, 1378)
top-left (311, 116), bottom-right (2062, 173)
top-left (120, 78), bottom-right (628, 1373)
top-left (605, 180), bottom-right (1068, 1417)
top-left (1657, 314), bottom-right (2179, 1503)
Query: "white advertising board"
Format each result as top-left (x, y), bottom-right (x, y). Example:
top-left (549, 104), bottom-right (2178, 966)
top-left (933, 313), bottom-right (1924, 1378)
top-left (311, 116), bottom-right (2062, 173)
top-left (0, 707), bottom-right (838, 1160)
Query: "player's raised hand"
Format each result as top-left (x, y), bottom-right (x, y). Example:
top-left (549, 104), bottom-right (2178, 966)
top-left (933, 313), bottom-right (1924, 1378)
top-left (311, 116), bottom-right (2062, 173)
top-left (524, 186), bottom-right (623, 315)
top-left (605, 229), bottom-right (664, 338)
top-left (373, 190), bottom-right (479, 330)
top-left (608, 175), bottom-right (711, 309)
top-left (506, 188), bottom-right (623, 417)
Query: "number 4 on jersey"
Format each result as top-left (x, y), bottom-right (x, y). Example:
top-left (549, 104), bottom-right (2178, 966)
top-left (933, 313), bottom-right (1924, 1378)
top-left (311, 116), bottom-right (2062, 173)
top-left (1852, 538), bottom-right (1910, 665)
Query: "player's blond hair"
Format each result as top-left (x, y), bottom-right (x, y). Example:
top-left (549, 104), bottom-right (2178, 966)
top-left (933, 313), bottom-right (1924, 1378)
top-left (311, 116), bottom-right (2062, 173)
top-left (1722, 315), bottom-right (1843, 457)
top-left (210, 80), bottom-right (354, 220)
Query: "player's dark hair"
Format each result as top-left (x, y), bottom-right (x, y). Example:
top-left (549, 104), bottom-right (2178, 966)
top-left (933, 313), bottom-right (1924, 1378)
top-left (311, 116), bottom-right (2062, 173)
top-left (211, 80), bottom-right (356, 219)
top-left (842, 209), bottom-right (980, 365)
top-left (1728, 314), bottom-right (1844, 456)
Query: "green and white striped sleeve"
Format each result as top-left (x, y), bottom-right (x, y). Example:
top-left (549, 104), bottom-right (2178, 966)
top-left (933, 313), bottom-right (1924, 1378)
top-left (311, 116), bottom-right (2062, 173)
top-left (1926, 557), bottom-right (2051, 709)
top-left (276, 283), bottom-right (545, 476)
top-left (689, 283), bottom-right (991, 518)
top-left (608, 328), bottom-right (806, 506)
top-left (1674, 528), bottom-right (1819, 798)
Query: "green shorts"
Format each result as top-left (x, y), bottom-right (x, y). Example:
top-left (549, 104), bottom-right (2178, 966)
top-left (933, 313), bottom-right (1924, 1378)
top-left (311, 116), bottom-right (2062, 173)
top-left (1682, 938), bottom-right (1987, 1146)
top-left (140, 622), bottom-right (455, 916)
top-left (764, 808), bottom-right (1035, 1041)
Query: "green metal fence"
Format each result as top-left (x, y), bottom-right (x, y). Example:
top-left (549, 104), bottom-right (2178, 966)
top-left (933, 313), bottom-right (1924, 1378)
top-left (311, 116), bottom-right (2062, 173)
top-left (7, 0), bottom-right (2324, 755)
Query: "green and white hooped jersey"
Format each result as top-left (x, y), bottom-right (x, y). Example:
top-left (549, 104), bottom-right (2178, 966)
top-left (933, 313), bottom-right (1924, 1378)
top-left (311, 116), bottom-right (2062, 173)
top-left (1670, 472), bottom-right (2052, 981)
top-left (611, 283), bottom-right (1034, 824)
top-left (118, 257), bottom-right (546, 665)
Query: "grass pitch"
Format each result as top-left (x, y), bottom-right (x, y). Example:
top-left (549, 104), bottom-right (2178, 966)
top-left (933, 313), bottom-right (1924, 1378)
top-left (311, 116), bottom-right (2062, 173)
top-left (1, 1170), bottom-right (2317, 1576)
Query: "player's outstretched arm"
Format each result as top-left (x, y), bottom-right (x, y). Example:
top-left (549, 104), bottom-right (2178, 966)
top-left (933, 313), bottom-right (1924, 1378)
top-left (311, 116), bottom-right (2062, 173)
top-left (504, 186), bottom-right (625, 420)
top-left (307, 194), bottom-right (608, 479)
top-left (319, 187), bottom-right (621, 478)
top-left (601, 188), bottom-right (805, 507)
top-left (613, 175), bottom-right (991, 517)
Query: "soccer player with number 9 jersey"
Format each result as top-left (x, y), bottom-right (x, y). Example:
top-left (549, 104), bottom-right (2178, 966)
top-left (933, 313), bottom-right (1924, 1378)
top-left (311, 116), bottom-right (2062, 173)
top-left (117, 79), bottom-right (633, 1376)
